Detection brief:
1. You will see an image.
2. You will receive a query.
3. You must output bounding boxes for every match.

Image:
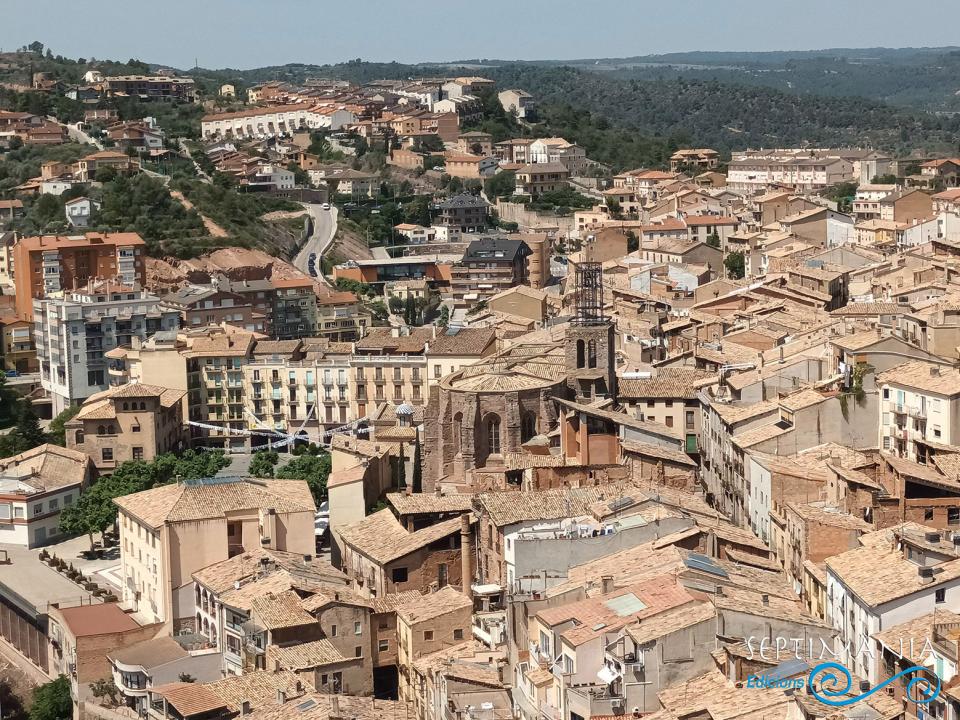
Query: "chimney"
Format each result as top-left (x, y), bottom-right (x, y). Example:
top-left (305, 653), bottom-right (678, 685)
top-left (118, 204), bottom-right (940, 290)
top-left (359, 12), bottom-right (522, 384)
top-left (406, 483), bottom-right (413, 496)
top-left (461, 513), bottom-right (473, 599)
top-left (601, 575), bottom-right (614, 594)
top-left (276, 689), bottom-right (286, 705)
top-left (331, 695), bottom-right (340, 718)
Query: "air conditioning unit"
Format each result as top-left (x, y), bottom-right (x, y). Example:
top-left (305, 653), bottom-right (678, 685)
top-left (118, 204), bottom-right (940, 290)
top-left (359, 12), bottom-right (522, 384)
top-left (611, 699), bottom-right (625, 710)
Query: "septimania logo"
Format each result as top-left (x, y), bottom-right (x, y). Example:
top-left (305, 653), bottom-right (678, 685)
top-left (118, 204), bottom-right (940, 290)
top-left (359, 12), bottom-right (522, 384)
top-left (746, 662), bottom-right (941, 707)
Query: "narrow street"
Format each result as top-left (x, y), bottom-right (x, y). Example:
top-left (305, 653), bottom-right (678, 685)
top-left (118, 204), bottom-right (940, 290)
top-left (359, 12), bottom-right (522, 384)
top-left (293, 204), bottom-right (338, 286)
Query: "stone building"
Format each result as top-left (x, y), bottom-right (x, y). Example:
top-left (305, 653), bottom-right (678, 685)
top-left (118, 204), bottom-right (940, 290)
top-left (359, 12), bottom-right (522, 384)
top-left (422, 339), bottom-right (567, 493)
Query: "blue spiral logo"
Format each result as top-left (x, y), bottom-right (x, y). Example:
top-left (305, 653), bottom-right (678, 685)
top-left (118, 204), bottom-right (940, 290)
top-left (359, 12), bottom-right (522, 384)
top-left (808, 662), bottom-right (940, 707)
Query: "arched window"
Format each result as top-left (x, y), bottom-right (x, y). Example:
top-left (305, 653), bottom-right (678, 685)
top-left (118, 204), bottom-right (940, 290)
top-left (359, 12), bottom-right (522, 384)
top-left (107, 424), bottom-right (115, 435)
top-left (486, 415), bottom-right (501, 456)
top-left (75, 430), bottom-right (84, 444)
top-left (139, 402), bottom-right (147, 411)
top-left (576, 339), bottom-right (586, 369)
top-left (97, 425), bottom-right (106, 436)
top-left (521, 413), bottom-right (537, 443)
top-left (587, 339), bottom-right (598, 369)
top-left (195, 586), bottom-right (201, 605)
top-left (453, 412), bottom-right (463, 453)
top-left (122, 402), bottom-right (129, 411)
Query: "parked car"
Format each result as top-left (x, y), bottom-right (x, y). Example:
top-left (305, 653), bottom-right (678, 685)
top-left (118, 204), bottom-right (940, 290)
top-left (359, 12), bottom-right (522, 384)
top-left (314, 501), bottom-right (330, 538)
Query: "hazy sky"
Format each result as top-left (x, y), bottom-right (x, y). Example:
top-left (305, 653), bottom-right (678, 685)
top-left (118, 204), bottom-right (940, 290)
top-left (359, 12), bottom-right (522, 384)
top-left (5, 0), bottom-right (960, 69)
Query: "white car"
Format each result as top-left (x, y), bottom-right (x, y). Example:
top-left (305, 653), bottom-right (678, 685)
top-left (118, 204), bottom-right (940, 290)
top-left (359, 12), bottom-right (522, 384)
top-left (314, 501), bottom-right (330, 538)
top-left (322, 203), bottom-right (331, 211)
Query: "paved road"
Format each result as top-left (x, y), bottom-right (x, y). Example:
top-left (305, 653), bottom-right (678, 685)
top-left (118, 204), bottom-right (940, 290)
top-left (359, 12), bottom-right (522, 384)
top-left (51, 118), bottom-right (103, 149)
top-left (293, 204), bottom-right (338, 286)
top-left (179, 139), bottom-right (212, 183)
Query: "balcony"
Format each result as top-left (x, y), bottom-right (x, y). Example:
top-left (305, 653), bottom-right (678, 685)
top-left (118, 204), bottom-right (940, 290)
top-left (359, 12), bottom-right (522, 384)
top-left (910, 406), bottom-right (927, 419)
top-left (568, 684), bottom-right (626, 719)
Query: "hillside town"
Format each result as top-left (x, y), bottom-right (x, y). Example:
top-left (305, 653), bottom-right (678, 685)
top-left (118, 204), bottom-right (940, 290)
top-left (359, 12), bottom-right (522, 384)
top-left (4, 32), bottom-right (960, 720)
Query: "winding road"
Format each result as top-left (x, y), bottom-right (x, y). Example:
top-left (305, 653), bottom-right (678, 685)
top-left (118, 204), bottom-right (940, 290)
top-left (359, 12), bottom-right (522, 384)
top-left (293, 204), bottom-right (338, 287)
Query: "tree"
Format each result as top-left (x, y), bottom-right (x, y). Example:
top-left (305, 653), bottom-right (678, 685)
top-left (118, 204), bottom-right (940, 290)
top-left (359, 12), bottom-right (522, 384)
top-left (59, 450), bottom-right (231, 550)
top-left (872, 174), bottom-right (898, 184)
top-left (437, 305), bottom-right (450, 330)
top-left (178, 673), bottom-right (196, 683)
top-left (89, 678), bottom-right (119, 707)
top-left (0, 401), bottom-right (47, 457)
top-left (30, 676), bottom-right (71, 720)
top-left (411, 439), bottom-right (422, 493)
top-left (706, 231), bottom-right (720, 249)
top-left (404, 295), bottom-right (416, 326)
top-left (0, 374), bottom-right (20, 429)
top-left (276, 452), bottom-right (332, 505)
top-left (724, 251), bottom-right (746, 280)
top-left (388, 296), bottom-right (403, 314)
top-left (47, 405), bottom-right (80, 447)
top-left (249, 450), bottom-right (279, 478)
top-left (605, 197), bottom-right (622, 218)
top-left (27, 41), bottom-right (44, 55)
top-left (626, 231), bottom-right (639, 253)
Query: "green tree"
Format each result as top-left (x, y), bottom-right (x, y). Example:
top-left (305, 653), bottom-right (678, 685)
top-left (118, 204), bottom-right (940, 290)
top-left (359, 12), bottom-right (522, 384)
top-left (59, 451), bottom-right (230, 550)
top-left (437, 305), bottom-right (450, 330)
top-left (724, 251), bottom-right (746, 280)
top-left (626, 231), bottom-right (639, 253)
top-left (47, 405), bottom-right (80, 446)
top-left (388, 296), bottom-right (403, 314)
top-left (0, 401), bottom-right (47, 457)
top-left (605, 197), bottom-right (622, 218)
top-left (276, 452), bottom-right (331, 505)
top-left (404, 295), bottom-right (416, 326)
top-left (89, 678), bottom-right (119, 707)
top-left (411, 440), bottom-right (422, 493)
top-left (29, 676), bottom-right (71, 720)
top-left (0, 374), bottom-right (21, 429)
top-left (249, 450), bottom-right (279, 478)
top-left (706, 231), bottom-right (720, 249)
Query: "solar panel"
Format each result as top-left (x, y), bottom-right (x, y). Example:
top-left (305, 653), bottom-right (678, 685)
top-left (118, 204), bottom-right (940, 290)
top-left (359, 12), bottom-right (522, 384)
top-left (604, 592), bottom-right (647, 617)
top-left (296, 700), bottom-right (317, 712)
top-left (767, 658), bottom-right (809, 682)
top-left (684, 553), bottom-right (729, 578)
top-left (182, 476), bottom-right (245, 487)
top-left (607, 496), bottom-right (634, 512)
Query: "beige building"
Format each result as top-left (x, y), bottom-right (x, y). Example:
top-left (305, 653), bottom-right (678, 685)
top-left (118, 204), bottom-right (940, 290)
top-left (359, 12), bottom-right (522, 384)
top-left (113, 477), bottom-right (316, 631)
top-left (337, 509), bottom-right (468, 598)
top-left (877, 360), bottom-right (960, 464)
top-left (396, 587), bottom-right (473, 703)
top-left (47, 603), bottom-right (163, 709)
top-left (427, 328), bottom-right (497, 386)
top-left (0, 444), bottom-right (93, 547)
top-left (514, 162), bottom-right (570, 197)
top-left (66, 383), bottom-right (187, 472)
top-left (191, 547), bottom-right (350, 676)
top-left (486, 285), bottom-right (548, 324)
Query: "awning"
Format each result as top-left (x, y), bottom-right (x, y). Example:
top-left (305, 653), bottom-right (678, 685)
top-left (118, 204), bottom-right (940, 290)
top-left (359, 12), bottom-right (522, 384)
top-left (597, 665), bottom-right (621, 684)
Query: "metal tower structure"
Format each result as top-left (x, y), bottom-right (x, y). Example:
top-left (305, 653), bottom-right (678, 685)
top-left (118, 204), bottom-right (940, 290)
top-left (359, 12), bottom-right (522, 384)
top-left (573, 261), bottom-right (606, 326)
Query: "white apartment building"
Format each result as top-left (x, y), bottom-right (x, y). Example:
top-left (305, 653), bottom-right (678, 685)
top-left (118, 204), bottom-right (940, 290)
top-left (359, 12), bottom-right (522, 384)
top-left (852, 184), bottom-right (898, 222)
top-left (0, 445), bottom-right (92, 547)
top-left (727, 150), bottom-right (854, 194)
top-left (826, 525), bottom-right (960, 685)
top-left (34, 283), bottom-right (180, 413)
top-left (876, 361), bottom-right (960, 464)
top-left (201, 104), bottom-right (356, 139)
